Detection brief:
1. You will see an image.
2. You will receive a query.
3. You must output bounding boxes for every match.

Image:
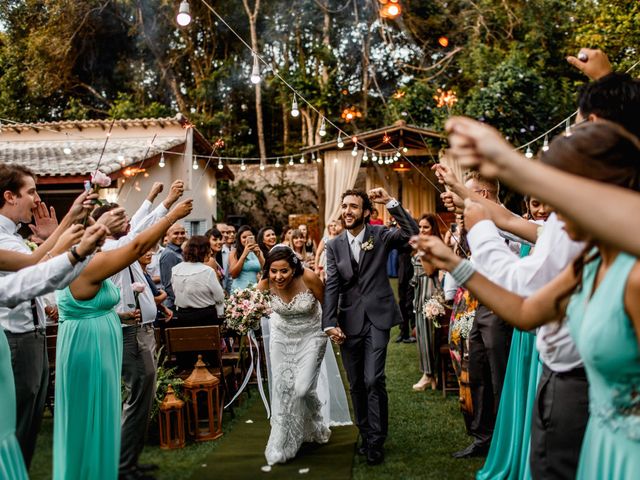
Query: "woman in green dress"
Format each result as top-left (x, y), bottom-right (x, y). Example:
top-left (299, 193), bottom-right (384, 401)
top-left (0, 223), bottom-right (110, 479)
top-left (422, 120), bottom-right (640, 479)
top-left (53, 199), bottom-right (192, 480)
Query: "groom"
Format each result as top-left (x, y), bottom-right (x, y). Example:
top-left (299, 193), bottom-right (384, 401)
top-left (323, 188), bottom-right (418, 465)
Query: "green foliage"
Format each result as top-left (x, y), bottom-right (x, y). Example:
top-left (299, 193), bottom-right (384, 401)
top-left (150, 348), bottom-right (186, 422)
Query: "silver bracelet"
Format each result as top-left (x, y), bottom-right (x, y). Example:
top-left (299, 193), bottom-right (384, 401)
top-left (451, 259), bottom-right (476, 285)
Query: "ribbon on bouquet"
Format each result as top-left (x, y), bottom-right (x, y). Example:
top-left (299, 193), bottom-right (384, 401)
top-left (224, 329), bottom-right (271, 418)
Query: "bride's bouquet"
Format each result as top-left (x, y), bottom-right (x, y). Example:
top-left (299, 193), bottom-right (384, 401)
top-left (224, 287), bottom-right (272, 335)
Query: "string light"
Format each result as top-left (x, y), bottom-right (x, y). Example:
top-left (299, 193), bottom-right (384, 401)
top-left (351, 144), bottom-right (358, 157)
top-left (250, 55), bottom-right (261, 84)
top-left (318, 117), bottom-right (327, 137)
top-left (363, 150), bottom-right (369, 162)
top-left (217, 158), bottom-right (224, 170)
top-left (291, 96), bottom-right (299, 118)
top-left (159, 152), bottom-right (166, 168)
top-left (377, 155), bottom-right (384, 165)
top-left (316, 154), bottom-right (322, 163)
top-left (288, 156), bottom-right (294, 166)
top-left (337, 133), bottom-right (344, 149)
top-left (299, 155), bottom-right (305, 164)
top-left (372, 152), bottom-right (377, 163)
top-left (311, 152), bottom-right (316, 162)
top-left (62, 133), bottom-right (72, 155)
top-left (259, 162), bottom-right (266, 171)
top-left (402, 147), bottom-right (408, 153)
top-left (240, 159), bottom-right (247, 171)
top-left (275, 158), bottom-right (281, 168)
top-left (192, 158), bottom-right (199, 170)
top-left (525, 146), bottom-right (534, 158)
top-left (176, 0), bottom-right (192, 26)
top-left (542, 135), bottom-right (549, 152)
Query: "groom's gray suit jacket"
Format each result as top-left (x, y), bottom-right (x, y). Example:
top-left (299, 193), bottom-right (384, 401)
top-left (322, 204), bottom-right (419, 336)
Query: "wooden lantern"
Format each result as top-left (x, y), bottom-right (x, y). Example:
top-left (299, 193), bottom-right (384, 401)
top-left (158, 384), bottom-right (186, 449)
top-left (184, 354), bottom-right (223, 441)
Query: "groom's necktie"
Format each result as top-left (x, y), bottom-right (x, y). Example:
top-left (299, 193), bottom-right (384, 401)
top-left (351, 238), bottom-right (361, 264)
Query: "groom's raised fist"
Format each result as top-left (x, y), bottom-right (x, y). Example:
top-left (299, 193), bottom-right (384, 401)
top-left (368, 187), bottom-right (392, 204)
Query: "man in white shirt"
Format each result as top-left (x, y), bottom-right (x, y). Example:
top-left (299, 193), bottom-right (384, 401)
top-left (94, 180), bottom-right (184, 480)
top-left (0, 164), bottom-right (101, 468)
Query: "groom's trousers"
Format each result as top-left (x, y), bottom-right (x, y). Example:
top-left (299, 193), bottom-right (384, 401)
top-left (340, 318), bottom-right (389, 447)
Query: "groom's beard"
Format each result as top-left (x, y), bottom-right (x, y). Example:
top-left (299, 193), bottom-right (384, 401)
top-left (343, 213), bottom-right (365, 230)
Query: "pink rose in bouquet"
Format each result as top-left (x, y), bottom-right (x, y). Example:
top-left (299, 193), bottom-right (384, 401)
top-left (224, 287), bottom-right (271, 335)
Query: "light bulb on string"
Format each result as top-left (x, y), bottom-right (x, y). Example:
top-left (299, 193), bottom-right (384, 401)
top-left (337, 133), bottom-right (344, 149)
top-left (363, 150), bottom-right (369, 162)
top-left (318, 117), bottom-right (327, 137)
top-left (316, 155), bottom-right (322, 163)
top-left (159, 152), bottom-right (166, 168)
top-left (289, 156), bottom-right (294, 166)
top-left (311, 152), bottom-right (316, 162)
top-left (250, 55), bottom-right (261, 85)
top-left (542, 135), bottom-right (550, 152)
top-left (351, 144), bottom-right (358, 157)
top-left (217, 158), bottom-right (224, 170)
top-left (525, 146), bottom-right (534, 158)
top-left (402, 147), bottom-right (408, 153)
top-left (63, 133), bottom-right (72, 155)
top-left (372, 152), bottom-right (377, 162)
top-left (299, 155), bottom-right (305, 164)
top-left (291, 96), bottom-right (299, 118)
top-left (395, 151), bottom-right (401, 159)
top-left (259, 162), bottom-right (266, 171)
top-left (176, 0), bottom-right (192, 27)
top-left (565, 118), bottom-right (572, 137)
top-left (378, 156), bottom-right (384, 165)
top-left (192, 158), bottom-right (199, 170)
top-left (275, 158), bottom-right (281, 168)
top-left (240, 159), bottom-right (247, 171)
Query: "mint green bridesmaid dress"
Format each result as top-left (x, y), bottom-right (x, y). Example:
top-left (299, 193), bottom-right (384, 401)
top-left (477, 244), bottom-right (542, 480)
top-left (54, 280), bottom-right (123, 480)
top-left (0, 332), bottom-right (28, 480)
top-left (566, 252), bottom-right (640, 479)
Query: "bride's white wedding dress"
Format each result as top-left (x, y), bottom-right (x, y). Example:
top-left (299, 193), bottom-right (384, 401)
top-left (263, 290), bottom-right (350, 465)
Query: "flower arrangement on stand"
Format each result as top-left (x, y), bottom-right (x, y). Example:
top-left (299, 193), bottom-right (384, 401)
top-left (423, 292), bottom-right (447, 328)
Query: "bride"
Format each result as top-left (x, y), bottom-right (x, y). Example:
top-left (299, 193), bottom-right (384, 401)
top-left (258, 245), bottom-right (350, 465)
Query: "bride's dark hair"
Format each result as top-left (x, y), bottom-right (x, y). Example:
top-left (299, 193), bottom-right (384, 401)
top-left (262, 245), bottom-right (305, 280)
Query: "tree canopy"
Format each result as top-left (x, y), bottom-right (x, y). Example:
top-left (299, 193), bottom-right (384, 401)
top-left (0, 0), bottom-right (638, 155)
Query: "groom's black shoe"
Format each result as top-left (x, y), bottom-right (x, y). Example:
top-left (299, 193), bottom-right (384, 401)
top-left (451, 442), bottom-right (489, 459)
top-left (366, 446), bottom-right (385, 466)
top-left (357, 438), bottom-right (368, 455)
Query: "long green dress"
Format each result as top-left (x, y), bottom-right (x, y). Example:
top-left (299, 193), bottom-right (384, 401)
top-left (477, 245), bottom-right (542, 480)
top-left (566, 252), bottom-right (640, 479)
top-left (0, 331), bottom-right (28, 480)
top-left (54, 280), bottom-right (123, 480)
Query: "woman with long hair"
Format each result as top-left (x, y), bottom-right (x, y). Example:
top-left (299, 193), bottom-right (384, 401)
top-left (229, 225), bottom-right (264, 291)
top-left (257, 226), bottom-right (277, 257)
top-left (411, 213), bottom-right (443, 391)
top-left (204, 227), bottom-right (225, 281)
top-left (290, 228), bottom-right (314, 268)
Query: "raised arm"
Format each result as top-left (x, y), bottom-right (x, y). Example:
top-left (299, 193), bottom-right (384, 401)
top-left (71, 200), bottom-right (193, 300)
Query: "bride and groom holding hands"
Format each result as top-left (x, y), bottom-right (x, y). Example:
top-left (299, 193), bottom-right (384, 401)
top-left (258, 187), bottom-right (418, 467)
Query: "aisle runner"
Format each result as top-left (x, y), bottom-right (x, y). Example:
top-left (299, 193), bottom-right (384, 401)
top-left (190, 398), bottom-right (358, 480)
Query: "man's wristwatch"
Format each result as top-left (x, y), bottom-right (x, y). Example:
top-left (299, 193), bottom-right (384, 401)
top-left (69, 245), bottom-right (87, 262)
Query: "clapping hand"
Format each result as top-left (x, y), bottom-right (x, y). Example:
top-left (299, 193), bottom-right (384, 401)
top-left (29, 202), bottom-right (58, 241)
top-left (368, 187), bottom-right (392, 204)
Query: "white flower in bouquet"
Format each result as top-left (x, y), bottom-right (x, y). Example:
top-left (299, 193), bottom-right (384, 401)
top-left (224, 287), bottom-right (272, 335)
top-left (452, 312), bottom-right (475, 339)
top-left (423, 292), bottom-right (446, 327)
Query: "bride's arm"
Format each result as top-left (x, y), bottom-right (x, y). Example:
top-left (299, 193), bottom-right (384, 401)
top-left (303, 268), bottom-right (324, 303)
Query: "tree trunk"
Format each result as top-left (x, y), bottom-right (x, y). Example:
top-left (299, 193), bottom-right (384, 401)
top-left (242, 0), bottom-right (266, 162)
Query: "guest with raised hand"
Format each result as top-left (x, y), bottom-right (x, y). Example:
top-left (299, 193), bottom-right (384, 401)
top-left (229, 225), bottom-right (264, 291)
top-left (53, 198), bottom-right (192, 480)
top-left (91, 179), bottom-right (185, 480)
top-left (0, 222), bottom-right (110, 480)
top-left (257, 226), bottom-right (277, 257)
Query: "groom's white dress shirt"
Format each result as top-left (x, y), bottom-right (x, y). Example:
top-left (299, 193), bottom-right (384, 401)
top-left (0, 214), bottom-right (88, 333)
top-left (466, 214), bottom-right (585, 372)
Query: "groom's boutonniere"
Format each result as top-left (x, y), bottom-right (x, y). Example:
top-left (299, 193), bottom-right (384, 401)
top-left (361, 237), bottom-right (374, 251)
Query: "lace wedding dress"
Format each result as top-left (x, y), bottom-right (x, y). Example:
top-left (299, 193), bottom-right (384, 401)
top-left (264, 290), bottom-right (343, 465)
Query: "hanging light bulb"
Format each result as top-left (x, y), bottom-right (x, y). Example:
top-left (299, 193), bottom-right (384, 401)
top-left (318, 117), bottom-right (327, 137)
top-left (402, 147), bottom-right (408, 153)
top-left (351, 144), bottom-right (358, 157)
top-left (525, 146), bottom-right (534, 158)
top-left (240, 159), bottom-right (247, 171)
top-left (542, 135), bottom-right (550, 152)
top-left (63, 143), bottom-right (72, 155)
top-left (217, 158), bottom-right (224, 170)
top-left (565, 118), bottom-right (572, 137)
top-left (299, 155), bottom-right (305, 164)
top-left (159, 152), bottom-right (166, 168)
top-left (176, 0), bottom-right (192, 27)
top-left (378, 155), bottom-right (384, 165)
top-left (363, 150), bottom-right (369, 162)
top-left (316, 154), bottom-right (322, 163)
top-left (259, 162), bottom-right (266, 171)
top-left (291, 96), bottom-right (300, 118)
top-left (192, 158), bottom-right (199, 170)
top-left (250, 55), bottom-right (261, 85)
top-left (275, 158), bottom-right (281, 168)
top-left (337, 133), bottom-right (344, 149)
top-left (289, 156), bottom-right (294, 166)
top-left (372, 152), bottom-right (377, 163)
top-left (311, 152), bottom-right (316, 163)
top-left (395, 151), bottom-right (401, 158)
